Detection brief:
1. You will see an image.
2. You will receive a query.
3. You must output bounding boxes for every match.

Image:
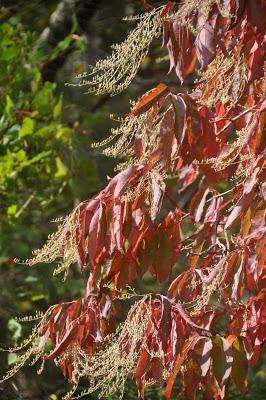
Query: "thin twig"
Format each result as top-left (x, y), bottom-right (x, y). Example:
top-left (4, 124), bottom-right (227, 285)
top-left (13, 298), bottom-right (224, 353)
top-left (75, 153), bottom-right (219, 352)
top-left (15, 194), bottom-right (35, 219)
top-left (215, 104), bottom-right (259, 136)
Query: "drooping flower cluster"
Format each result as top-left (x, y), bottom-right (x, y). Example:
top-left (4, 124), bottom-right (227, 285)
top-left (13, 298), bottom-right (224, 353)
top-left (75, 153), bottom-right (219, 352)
top-left (66, 7), bottom-right (163, 95)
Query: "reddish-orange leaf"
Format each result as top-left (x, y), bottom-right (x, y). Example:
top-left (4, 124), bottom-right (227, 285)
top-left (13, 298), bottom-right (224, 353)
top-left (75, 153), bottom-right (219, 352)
top-left (129, 83), bottom-right (169, 116)
top-left (165, 337), bottom-right (199, 399)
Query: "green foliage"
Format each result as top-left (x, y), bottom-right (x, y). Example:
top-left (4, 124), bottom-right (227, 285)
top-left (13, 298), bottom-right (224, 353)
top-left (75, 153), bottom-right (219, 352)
top-left (0, 18), bottom-right (98, 392)
top-left (0, 19), bottom-right (72, 227)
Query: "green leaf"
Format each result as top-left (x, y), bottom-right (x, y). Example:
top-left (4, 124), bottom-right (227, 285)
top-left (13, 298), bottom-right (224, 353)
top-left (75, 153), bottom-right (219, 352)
top-left (35, 126), bottom-right (52, 137)
top-left (7, 318), bottom-right (22, 342)
top-left (7, 204), bottom-right (18, 216)
top-left (0, 44), bottom-right (19, 61)
top-left (53, 96), bottom-right (63, 119)
top-left (8, 353), bottom-right (19, 366)
top-left (49, 17), bottom-right (78, 60)
top-left (51, 35), bottom-right (72, 60)
top-left (16, 149), bottom-right (26, 162)
top-left (32, 82), bottom-right (55, 116)
top-left (124, 239), bottom-right (130, 252)
top-left (56, 126), bottom-right (72, 139)
top-left (0, 22), bottom-right (14, 36)
top-left (30, 68), bottom-right (41, 93)
top-left (31, 294), bottom-right (45, 301)
top-left (26, 150), bottom-right (52, 166)
top-left (55, 156), bottom-right (67, 178)
top-left (0, 115), bottom-right (7, 130)
top-left (5, 95), bottom-right (13, 118)
top-left (19, 117), bottom-right (35, 138)
top-left (3, 124), bottom-right (20, 146)
top-left (24, 275), bottom-right (38, 283)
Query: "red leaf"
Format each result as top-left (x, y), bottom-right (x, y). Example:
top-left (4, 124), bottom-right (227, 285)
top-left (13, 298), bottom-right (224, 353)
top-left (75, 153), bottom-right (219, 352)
top-left (167, 273), bottom-right (183, 298)
top-left (190, 187), bottom-right (210, 223)
top-left (247, 0), bottom-right (266, 31)
top-left (225, 168), bottom-right (259, 229)
top-left (114, 255), bottom-right (136, 290)
top-left (136, 349), bottom-right (151, 399)
top-left (88, 202), bottom-right (107, 266)
top-left (165, 337), bottom-right (199, 400)
top-left (175, 303), bottom-right (209, 332)
top-left (159, 106), bottom-right (175, 168)
top-left (195, 12), bottom-right (217, 69)
top-left (112, 202), bottom-right (124, 249)
top-left (154, 231), bottom-right (172, 284)
top-left (45, 323), bottom-right (78, 360)
top-left (129, 83), bottom-right (169, 117)
top-left (171, 94), bottom-right (187, 144)
top-left (136, 238), bottom-right (152, 278)
top-left (113, 165), bottom-right (140, 198)
top-left (167, 22), bottom-right (196, 82)
top-left (149, 357), bottom-right (164, 386)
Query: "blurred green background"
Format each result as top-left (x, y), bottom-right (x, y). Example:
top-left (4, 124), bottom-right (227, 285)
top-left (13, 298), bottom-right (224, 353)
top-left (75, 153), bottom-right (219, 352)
top-left (0, 0), bottom-right (265, 399)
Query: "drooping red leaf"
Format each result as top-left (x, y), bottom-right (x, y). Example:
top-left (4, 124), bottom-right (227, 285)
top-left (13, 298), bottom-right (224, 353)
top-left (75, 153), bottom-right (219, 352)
top-left (165, 337), bottom-right (199, 400)
top-left (159, 106), bottom-right (175, 168)
top-left (113, 165), bottom-right (141, 199)
top-left (196, 11), bottom-right (218, 69)
top-left (153, 230), bottom-right (172, 284)
top-left (225, 167), bottom-right (259, 229)
top-left (45, 323), bottom-right (79, 360)
top-left (190, 187), bottom-right (210, 223)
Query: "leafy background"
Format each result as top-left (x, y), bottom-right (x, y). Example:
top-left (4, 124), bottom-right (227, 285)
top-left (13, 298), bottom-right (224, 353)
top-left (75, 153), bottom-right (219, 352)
top-left (0, 0), bottom-right (265, 399)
